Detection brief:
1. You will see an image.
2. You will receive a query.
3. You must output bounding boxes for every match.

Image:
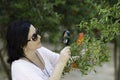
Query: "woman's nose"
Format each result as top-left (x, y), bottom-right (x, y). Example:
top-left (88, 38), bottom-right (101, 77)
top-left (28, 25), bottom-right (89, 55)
top-left (38, 35), bottom-right (41, 39)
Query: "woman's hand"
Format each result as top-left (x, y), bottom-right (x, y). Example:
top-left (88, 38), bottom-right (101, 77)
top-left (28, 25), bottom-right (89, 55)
top-left (58, 46), bottom-right (71, 65)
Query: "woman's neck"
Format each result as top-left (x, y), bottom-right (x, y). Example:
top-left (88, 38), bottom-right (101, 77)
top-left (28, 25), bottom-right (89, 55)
top-left (24, 49), bottom-right (36, 60)
top-left (23, 49), bottom-right (45, 70)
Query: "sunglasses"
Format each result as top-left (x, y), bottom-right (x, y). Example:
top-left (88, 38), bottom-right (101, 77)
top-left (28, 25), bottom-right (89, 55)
top-left (27, 29), bottom-right (39, 42)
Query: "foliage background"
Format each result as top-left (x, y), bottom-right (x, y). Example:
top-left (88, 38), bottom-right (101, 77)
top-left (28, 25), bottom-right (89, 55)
top-left (0, 0), bottom-right (120, 80)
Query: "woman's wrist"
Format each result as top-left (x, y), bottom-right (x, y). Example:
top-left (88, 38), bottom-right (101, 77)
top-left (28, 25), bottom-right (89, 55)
top-left (58, 61), bottom-right (67, 66)
top-left (48, 61), bottom-right (66, 80)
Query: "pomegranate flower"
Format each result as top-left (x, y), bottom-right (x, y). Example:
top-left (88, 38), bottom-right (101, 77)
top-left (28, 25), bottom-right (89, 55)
top-left (77, 32), bottom-right (84, 45)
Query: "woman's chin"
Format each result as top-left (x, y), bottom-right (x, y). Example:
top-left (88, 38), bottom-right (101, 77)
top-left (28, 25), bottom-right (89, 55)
top-left (38, 43), bottom-right (42, 48)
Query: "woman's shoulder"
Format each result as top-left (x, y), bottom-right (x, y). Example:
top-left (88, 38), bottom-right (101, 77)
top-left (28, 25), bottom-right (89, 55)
top-left (11, 59), bottom-right (45, 79)
top-left (12, 59), bottom-right (31, 69)
top-left (11, 59), bottom-right (42, 73)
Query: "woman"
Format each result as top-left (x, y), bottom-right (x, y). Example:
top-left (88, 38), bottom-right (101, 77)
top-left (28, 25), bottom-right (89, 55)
top-left (6, 20), bottom-right (71, 80)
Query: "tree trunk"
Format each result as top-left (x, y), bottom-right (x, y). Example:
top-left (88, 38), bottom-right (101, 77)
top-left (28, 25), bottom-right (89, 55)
top-left (0, 49), bottom-right (11, 80)
top-left (113, 38), bottom-right (118, 80)
top-left (114, 37), bottom-right (120, 80)
top-left (118, 41), bottom-right (120, 80)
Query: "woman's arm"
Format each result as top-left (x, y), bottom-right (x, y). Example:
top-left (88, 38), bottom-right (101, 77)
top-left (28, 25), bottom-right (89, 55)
top-left (48, 46), bottom-right (71, 80)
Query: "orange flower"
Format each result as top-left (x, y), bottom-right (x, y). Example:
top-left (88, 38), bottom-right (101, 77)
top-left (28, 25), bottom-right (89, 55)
top-left (70, 63), bottom-right (78, 68)
top-left (77, 32), bottom-right (84, 45)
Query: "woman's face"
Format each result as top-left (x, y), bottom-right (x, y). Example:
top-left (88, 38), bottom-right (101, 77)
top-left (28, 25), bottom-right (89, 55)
top-left (25, 25), bottom-right (41, 51)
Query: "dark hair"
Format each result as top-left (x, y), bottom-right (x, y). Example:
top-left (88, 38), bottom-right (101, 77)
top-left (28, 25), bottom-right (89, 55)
top-left (6, 20), bottom-right (31, 64)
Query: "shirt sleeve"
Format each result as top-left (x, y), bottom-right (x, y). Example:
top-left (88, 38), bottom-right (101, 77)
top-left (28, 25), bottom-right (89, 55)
top-left (37, 47), bottom-right (60, 67)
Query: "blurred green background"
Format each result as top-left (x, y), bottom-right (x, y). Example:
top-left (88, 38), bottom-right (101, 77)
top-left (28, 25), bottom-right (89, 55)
top-left (0, 0), bottom-right (120, 80)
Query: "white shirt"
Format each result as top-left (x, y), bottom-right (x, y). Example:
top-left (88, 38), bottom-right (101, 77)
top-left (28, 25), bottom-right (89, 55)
top-left (11, 47), bottom-right (59, 80)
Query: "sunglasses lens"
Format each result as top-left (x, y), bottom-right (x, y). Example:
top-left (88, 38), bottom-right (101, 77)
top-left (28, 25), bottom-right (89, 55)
top-left (32, 33), bottom-right (38, 41)
top-left (32, 29), bottom-right (39, 41)
top-left (27, 29), bottom-right (39, 42)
